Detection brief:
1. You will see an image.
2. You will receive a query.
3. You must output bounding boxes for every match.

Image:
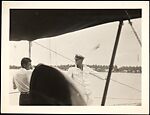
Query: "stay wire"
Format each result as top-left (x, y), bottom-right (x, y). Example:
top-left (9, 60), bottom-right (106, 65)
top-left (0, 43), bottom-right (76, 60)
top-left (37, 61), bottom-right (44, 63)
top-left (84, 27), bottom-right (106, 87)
top-left (34, 41), bottom-right (75, 63)
top-left (94, 96), bottom-right (141, 100)
top-left (110, 78), bottom-right (141, 92)
top-left (33, 42), bottom-right (141, 93)
top-left (124, 10), bottom-right (142, 47)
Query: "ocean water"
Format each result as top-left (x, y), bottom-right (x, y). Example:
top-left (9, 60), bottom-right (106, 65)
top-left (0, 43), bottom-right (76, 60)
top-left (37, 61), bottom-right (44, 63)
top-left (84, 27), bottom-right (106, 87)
top-left (9, 69), bottom-right (141, 106)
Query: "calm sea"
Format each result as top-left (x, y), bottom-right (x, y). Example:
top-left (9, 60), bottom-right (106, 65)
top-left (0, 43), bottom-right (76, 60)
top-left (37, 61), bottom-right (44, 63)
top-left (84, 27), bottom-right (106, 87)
top-left (9, 69), bottom-right (141, 106)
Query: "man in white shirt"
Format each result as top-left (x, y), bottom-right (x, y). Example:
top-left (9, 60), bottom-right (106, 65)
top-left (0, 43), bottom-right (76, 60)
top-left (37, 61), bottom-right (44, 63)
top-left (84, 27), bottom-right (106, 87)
top-left (68, 54), bottom-right (106, 105)
top-left (13, 57), bottom-right (33, 105)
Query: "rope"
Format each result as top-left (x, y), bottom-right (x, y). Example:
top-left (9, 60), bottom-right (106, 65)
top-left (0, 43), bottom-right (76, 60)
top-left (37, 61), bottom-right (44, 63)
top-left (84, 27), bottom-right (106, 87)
top-left (112, 102), bottom-right (141, 106)
top-left (89, 72), bottom-right (106, 80)
top-left (110, 78), bottom-right (141, 92)
top-left (33, 42), bottom-right (141, 93)
top-left (88, 73), bottom-right (141, 93)
top-left (124, 10), bottom-right (142, 47)
top-left (33, 42), bottom-right (75, 63)
top-left (94, 96), bottom-right (141, 100)
top-left (93, 75), bottom-right (141, 93)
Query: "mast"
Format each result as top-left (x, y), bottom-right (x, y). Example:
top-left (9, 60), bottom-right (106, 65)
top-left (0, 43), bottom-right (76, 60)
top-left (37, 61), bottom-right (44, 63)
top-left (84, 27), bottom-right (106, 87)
top-left (49, 39), bottom-right (51, 65)
top-left (29, 41), bottom-right (31, 58)
top-left (101, 21), bottom-right (123, 106)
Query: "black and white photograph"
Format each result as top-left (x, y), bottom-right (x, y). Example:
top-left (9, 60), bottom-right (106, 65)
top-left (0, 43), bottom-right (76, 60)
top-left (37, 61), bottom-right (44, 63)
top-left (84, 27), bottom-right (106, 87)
top-left (1, 1), bottom-right (149, 114)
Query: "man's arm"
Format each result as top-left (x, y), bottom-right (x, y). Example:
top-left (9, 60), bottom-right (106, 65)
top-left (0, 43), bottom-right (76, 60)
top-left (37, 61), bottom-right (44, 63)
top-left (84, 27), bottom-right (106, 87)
top-left (13, 77), bottom-right (17, 89)
top-left (67, 67), bottom-right (74, 78)
top-left (86, 66), bottom-right (106, 80)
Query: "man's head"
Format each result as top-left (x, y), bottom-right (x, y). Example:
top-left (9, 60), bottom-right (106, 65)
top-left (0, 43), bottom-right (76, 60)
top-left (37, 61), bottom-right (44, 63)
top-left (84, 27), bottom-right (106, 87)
top-left (21, 57), bottom-right (32, 70)
top-left (74, 54), bottom-right (84, 66)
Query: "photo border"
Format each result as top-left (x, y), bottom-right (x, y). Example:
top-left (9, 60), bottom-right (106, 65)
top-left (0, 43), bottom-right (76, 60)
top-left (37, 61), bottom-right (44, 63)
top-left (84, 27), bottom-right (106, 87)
top-left (1, 1), bottom-right (149, 114)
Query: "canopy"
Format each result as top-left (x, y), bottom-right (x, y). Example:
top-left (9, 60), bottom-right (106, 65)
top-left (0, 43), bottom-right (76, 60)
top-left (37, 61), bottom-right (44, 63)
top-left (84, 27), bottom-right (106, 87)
top-left (10, 9), bottom-right (141, 41)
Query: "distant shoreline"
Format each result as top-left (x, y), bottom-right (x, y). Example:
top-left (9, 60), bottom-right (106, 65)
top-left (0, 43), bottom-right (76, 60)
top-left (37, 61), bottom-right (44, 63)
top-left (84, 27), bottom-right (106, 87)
top-left (9, 64), bottom-right (142, 74)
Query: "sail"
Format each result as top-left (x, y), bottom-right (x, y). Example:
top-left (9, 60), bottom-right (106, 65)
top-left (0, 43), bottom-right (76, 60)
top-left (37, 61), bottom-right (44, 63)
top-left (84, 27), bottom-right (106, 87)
top-left (10, 9), bottom-right (141, 41)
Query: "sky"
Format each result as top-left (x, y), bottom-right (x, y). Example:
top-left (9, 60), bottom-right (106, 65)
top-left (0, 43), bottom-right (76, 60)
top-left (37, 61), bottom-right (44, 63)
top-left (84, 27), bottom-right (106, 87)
top-left (9, 18), bottom-right (141, 67)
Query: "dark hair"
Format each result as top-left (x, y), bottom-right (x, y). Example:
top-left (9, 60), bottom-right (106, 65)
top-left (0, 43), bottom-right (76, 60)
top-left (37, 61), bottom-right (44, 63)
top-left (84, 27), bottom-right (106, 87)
top-left (21, 57), bottom-right (31, 68)
top-left (75, 54), bottom-right (84, 60)
top-left (29, 64), bottom-right (72, 105)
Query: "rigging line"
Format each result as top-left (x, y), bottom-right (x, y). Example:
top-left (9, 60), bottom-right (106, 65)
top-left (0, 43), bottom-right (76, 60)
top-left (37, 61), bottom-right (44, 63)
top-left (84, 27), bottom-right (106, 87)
top-left (89, 72), bottom-right (106, 80)
top-left (89, 73), bottom-right (141, 92)
top-left (33, 42), bottom-right (75, 63)
top-left (110, 78), bottom-right (141, 92)
top-left (94, 97), bottom-right (141, 100)
top-left (124, 10), bottom-right (142, 47)
top-left (86, 73), bottom-right (141, 92)
top-left (112, 103), bottom-right (141, 106)
top-left (33, 42), bottom-right (141, 92)
top-left (86, 72), bottom-right (140, 92)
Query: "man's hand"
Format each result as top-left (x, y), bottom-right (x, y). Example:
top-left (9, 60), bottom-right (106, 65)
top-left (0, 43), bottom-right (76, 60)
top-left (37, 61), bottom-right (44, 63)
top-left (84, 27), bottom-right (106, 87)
top-left (13, 78), bottom-right (17, 89)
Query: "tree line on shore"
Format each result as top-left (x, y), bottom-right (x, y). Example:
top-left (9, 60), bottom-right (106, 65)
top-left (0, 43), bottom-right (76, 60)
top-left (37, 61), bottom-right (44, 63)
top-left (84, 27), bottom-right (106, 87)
top-left (10, 64), bottom-right (141, 73)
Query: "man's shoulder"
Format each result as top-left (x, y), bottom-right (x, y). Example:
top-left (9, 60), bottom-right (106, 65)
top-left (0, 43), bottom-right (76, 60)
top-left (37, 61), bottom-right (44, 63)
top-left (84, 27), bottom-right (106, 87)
top-left (18, 68), bottom-right (27, 73)
top-left (15, 68), bottom-right (27, 76)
